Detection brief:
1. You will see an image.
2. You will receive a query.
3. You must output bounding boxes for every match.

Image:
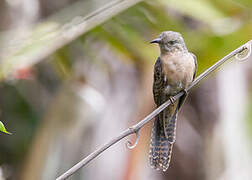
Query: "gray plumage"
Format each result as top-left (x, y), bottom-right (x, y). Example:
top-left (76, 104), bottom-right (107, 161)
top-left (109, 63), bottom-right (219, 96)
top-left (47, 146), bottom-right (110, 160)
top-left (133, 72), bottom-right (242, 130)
top-left (150, 31), bottom-right (197, 171)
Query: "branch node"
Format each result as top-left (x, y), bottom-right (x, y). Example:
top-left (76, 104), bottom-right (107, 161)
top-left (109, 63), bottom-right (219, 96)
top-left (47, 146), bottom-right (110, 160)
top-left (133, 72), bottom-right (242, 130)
top-left (126, 129), bottom-right (140, 149)
top-left (235, 41), bottom-right (251, 62)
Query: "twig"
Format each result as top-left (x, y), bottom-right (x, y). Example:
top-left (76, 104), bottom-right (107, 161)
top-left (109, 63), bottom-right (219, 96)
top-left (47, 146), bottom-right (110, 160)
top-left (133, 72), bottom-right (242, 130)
top-left (56, 40), bottom-right (251, 180)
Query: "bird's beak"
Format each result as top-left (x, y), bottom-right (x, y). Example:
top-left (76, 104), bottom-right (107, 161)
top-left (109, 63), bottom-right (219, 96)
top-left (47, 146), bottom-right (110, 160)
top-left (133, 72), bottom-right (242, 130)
top-left (150, 38), bottom-right (161, 44)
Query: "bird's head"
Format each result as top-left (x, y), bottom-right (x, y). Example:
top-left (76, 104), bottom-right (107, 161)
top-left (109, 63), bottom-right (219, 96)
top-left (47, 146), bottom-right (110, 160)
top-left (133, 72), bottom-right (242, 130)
top-left (150, 31), bottom-right (187, 54)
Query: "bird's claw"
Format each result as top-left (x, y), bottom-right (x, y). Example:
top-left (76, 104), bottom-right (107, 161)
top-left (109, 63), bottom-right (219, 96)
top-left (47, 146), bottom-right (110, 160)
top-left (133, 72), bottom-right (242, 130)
top-left (169, 97), bottom-right (175, 105)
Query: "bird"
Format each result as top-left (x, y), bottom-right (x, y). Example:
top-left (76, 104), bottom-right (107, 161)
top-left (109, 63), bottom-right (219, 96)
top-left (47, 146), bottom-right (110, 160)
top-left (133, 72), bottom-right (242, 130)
top-left (149, 31), bottom-right (197, 171)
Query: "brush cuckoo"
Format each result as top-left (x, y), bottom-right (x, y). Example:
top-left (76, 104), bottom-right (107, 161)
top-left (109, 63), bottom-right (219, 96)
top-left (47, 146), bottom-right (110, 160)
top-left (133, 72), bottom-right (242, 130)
top-left (149, 31), bottom-right (197, 171)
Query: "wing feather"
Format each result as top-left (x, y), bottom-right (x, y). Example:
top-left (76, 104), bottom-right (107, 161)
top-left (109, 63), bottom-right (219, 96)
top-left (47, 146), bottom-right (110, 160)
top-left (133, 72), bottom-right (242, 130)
top-left (190, 52), bottom-right (197, 80)
top-left (153, 57), bottom-right (164, 106)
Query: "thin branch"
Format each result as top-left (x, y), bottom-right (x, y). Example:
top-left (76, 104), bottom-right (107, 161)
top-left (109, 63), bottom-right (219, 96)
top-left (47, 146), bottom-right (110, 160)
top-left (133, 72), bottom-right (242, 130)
top-left (56, 40), bottom-right (251, 180)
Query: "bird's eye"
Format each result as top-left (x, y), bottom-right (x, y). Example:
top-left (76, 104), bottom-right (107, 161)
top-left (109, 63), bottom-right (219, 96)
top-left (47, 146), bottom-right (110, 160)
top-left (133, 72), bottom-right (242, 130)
top-left (169, 40), bottom-right (177, 45)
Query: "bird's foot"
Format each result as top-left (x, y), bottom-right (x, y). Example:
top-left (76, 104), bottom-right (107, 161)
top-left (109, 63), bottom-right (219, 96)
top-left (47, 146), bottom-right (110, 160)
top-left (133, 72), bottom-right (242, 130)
top-left (169, 96), bottom-right (176, 105)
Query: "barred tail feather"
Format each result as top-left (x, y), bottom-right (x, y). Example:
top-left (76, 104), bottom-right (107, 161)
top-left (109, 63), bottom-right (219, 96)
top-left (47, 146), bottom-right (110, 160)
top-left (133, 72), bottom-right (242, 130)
top-left (164, 105), bottom-right (179, 144)
top-left (149, 114), bottom-right (174, 171)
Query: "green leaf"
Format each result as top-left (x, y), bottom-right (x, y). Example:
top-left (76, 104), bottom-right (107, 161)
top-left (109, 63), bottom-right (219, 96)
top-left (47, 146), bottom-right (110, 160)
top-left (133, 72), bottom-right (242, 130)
top-left (0, 121), bottom-right (11, 135)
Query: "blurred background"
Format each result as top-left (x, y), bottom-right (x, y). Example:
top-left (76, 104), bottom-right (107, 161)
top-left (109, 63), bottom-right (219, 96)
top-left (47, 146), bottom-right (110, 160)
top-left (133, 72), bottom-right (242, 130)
top-left (0, 0), bottom-right (252, 179)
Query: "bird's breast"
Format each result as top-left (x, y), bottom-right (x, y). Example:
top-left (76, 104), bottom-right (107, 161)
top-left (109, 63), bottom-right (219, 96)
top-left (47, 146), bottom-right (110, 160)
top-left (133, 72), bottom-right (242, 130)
top-left (161, 52), bottom-right (195, 95)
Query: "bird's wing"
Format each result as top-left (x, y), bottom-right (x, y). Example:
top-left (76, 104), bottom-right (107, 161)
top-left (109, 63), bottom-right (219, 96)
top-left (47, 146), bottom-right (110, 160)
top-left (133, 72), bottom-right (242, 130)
top-left (150, 57), bottom-right (174, 171)
top-left (153, 57), bottom-right (164, 106)
top-left (190, 52), bottom-right (197, 80)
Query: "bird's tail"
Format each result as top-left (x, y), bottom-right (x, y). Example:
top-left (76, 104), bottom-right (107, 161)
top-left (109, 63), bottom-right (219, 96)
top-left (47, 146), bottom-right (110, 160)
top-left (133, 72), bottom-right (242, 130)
top-left (163, 102), bottom-right (179, 143)
top-left (149, 104), bottom-right (178, 171)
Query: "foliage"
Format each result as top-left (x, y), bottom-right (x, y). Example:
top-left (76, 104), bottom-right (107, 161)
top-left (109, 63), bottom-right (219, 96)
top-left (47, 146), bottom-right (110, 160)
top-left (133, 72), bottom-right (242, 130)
top-left (0, 0), bottom-right (252, 179)
top-left (0, 121), bottom-right (11, 134)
